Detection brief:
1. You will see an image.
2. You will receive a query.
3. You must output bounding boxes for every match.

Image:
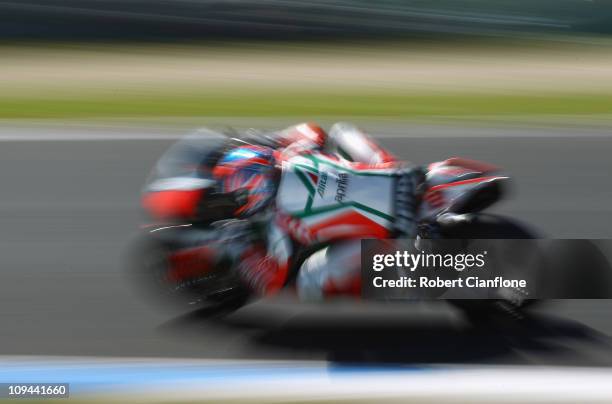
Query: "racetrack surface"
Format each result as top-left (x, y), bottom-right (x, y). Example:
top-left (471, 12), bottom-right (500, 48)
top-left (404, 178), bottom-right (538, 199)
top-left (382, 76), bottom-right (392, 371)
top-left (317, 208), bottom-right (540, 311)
top-left (1, 122), bottom-right (612, 366)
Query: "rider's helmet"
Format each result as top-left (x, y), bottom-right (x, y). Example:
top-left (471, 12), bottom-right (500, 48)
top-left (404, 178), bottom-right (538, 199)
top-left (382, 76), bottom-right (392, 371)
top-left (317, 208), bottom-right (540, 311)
top-left (212, 145), bottom-right (277, 217)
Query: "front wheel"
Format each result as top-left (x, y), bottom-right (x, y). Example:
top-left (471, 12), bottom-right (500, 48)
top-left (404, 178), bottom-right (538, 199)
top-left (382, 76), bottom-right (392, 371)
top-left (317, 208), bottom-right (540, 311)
top-left (125, 234), bottom-right (251, 313)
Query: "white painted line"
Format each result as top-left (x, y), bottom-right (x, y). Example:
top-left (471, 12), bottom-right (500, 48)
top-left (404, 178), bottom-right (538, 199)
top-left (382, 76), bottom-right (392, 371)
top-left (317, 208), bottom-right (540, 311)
top-left (2, 356), bottom-right (612, 403)
top-left (0, 125), bottom-right (612, 141)
top-left (0, 131), bottom-right (184, 141)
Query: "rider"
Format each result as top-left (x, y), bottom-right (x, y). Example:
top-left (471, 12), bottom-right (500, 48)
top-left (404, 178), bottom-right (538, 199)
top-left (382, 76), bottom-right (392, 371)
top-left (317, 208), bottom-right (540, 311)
top-left (142, 122), bottom-right (423, 300)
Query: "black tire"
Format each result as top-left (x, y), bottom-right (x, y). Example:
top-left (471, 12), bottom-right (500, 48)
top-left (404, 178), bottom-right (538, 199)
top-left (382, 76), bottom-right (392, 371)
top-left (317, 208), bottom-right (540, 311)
top-left (125, 234), bottom-right (250, 312)
top-left (543, 239), bottom-right (612, 298)
top-left (440, 214), bottom-right (543, 323)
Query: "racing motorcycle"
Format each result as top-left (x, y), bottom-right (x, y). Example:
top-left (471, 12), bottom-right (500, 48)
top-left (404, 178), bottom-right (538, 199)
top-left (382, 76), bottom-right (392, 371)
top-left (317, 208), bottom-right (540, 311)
top-left (128, 126), bottom-right (542, 320)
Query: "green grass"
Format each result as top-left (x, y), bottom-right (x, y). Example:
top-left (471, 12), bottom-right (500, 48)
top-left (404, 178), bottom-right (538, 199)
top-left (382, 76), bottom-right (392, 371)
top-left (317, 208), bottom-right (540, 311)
top-left (2, 92), bottom-right (612, 119)
top-left (4, 38), bottom-right (612, 121)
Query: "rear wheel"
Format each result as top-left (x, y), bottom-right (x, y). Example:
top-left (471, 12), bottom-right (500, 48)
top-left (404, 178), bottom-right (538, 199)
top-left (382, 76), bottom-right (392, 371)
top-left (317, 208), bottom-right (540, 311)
top-left (437, 214), bottom-right (542, 323)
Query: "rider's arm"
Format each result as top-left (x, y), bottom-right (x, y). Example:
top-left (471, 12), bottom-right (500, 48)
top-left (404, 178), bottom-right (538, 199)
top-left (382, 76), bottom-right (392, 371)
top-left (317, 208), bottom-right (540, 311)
top-left (269, 123), bottom-right (327, 160)
top-left (328, 122), bottom-right (397, 165)
top-left (274, 122), bottom-right (327, 148)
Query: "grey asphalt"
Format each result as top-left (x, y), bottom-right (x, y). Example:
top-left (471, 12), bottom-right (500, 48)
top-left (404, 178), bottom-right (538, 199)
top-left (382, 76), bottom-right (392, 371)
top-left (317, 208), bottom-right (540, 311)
top-left (1, 123), bottom-right (612, 366)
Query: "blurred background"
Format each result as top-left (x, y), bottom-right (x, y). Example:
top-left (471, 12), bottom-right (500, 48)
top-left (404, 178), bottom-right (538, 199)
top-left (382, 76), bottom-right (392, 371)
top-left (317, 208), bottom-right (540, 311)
top-left (3, 0), bottom-right (612, 40)
top-left (1, 0), bottom-right (612, 122)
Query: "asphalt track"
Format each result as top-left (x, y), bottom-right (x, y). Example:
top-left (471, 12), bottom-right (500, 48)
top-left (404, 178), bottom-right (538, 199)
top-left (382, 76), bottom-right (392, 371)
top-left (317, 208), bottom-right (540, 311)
top-left (1, 122), bottom-right (612, 366)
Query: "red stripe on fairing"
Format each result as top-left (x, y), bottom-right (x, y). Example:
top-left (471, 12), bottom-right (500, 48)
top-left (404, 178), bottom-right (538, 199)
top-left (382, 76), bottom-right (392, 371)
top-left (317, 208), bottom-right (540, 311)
top-left (142, 189), bottom-right (203, 219)
top-left (306, 171), bottom-right (318, 184)
top-left (308, 211), bottom-right (390, 241)
top-left (428, 176), bottom-right (503, 192)
top-left (444, 157), bottom-right (499, 173)
top-left (423, 190), bottom-right (445, 208)
top-left (349, 160), bottom-right (398, 170)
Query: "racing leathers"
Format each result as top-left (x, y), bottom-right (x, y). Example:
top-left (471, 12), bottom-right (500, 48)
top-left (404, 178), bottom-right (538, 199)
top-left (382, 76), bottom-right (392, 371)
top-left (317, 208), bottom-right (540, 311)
top-left (234, 122), bottom-right (422, 300)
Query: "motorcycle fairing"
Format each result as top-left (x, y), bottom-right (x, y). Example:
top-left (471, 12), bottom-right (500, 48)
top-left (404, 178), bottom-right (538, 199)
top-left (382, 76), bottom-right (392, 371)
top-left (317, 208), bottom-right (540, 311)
top-left (417, 157), bottom-right (509, 221)
top-left (276, 154), bottom-right (396, 243)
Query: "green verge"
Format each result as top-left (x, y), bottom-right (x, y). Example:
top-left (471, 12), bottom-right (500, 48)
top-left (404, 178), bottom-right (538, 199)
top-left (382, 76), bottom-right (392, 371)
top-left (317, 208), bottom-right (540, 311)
top-left (1, 92), bottom-right (612, 119)
top-left (0, 400), bottom-right (361, 403)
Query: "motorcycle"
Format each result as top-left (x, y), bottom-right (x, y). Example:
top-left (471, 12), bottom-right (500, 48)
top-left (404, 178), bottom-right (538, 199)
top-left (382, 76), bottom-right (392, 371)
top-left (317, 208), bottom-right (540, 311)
top-left (127, 128), bottom-right (543, 320)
